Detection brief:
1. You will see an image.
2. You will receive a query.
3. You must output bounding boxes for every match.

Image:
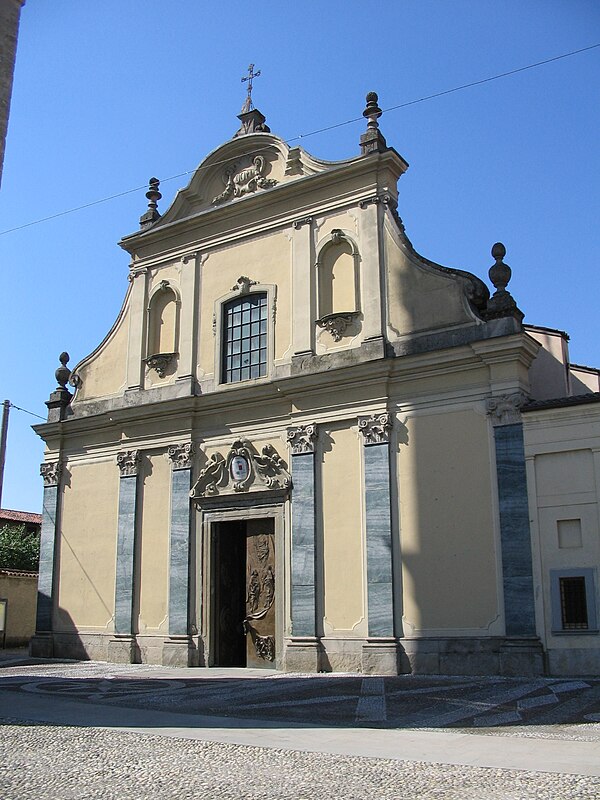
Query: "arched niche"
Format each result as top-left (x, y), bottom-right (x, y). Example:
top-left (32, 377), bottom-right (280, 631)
top-left (146, 280), bottom-right (179, 377)
top-left (316, 230), bottom-right (361, 341)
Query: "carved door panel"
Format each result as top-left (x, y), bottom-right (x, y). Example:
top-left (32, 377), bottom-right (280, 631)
top-left (213, 521), bottom-right (246, 667)
top-left (245, 519), bottom-right (276, 668)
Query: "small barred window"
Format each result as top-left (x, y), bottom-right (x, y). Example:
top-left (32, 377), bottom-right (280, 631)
top-left (559, 576), bottom-right (588, 630)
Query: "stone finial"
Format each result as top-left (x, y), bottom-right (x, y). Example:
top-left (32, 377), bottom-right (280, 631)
top-left (139, 177), bottom-right (162, 228)
top-left (55, 352), bottom-right (71, 389)
top-left (360, 91), bottom-right (387, 155)
top-left (46, 352), bottom-right (73, 422)
top-left (483, 242), bottom-right (524, 323)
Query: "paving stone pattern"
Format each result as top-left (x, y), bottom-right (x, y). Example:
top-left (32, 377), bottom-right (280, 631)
top-left (2, 720), bottom-right (600, 800)
top-left (1, 663), bottom-right (599, 731)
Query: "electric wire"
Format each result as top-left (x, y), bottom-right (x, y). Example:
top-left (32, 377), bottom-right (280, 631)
top-left (0, 42), bottom-right (598, 238)
top-left (8, 403), bottom-right (46, 422)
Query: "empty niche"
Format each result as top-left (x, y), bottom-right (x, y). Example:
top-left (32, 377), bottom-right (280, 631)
top-left (146, 281), bottom-right (179, 377)
top-left (316, 231), bottom-right (360, 342)
top-left (557, 518), bottom-right (582, 549)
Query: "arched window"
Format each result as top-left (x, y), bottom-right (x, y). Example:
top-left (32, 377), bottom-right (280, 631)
top-left (222, 292), bottom-right (268, 383)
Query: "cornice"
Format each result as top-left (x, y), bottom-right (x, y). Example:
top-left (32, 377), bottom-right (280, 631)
top-left (119, 150), bottom-right (404, 257)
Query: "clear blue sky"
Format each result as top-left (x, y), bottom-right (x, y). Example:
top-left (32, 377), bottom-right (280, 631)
top-left (1, 1), bottom-right (599, 512)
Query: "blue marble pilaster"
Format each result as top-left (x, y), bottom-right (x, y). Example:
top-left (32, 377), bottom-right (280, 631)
top-left (493, 422), bottom-right (536, 636)
top-left (114, 473), bottom-right (138, 635)
top-left (290, 452), bottom-right (317, 636)
top-left (363, 439), bottom-right (394, 637)
top-left (36, 481), bottom-right (60, 632)
top-left (168, 467), bottom-right (192, 636)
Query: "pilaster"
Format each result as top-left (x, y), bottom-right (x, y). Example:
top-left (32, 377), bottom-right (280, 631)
top-left (487, 395), bottom-right (537, 637)
top-left (291, 217), bottom-right (313, 356)
top-left (30, 461), bottom-right (61, 656)
top-left (176, 253), bottom-right (199, 386)
top-left (166, 443), bottom-right (194, 646)
top-left (113, 450), bottom-right (140, 638)
top-left (126, 270), bottom-right (148, 391)
top-left (358, 414), bottom-right (395, 638)
top-left (287, 424), bottom-right (317, 640)
top-left (357, 198), bottom-right (385, 342)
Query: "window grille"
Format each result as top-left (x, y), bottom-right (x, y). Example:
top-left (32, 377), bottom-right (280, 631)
top-left (559, 576), bottom-right (588, 630)
top-left (222, 293), bottom-right (268, 383)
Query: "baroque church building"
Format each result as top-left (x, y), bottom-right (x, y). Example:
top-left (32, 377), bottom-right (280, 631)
top-left (32, 90), bottom-right (600, 676)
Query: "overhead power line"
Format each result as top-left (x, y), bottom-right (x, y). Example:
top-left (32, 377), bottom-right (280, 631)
top-left (0, 42), bottom-right (598, 238)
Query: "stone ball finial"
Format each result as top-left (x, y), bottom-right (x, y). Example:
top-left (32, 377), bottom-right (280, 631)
top-left (489, 241), bottom-right (511, 293)
top-left (55, 352), bottom-right (71, 389)
top-left (491, 242), bottom-right (506, 261)
top-left (146, 177), bottom-right (162, 205)
top-left (363, 92), bottom-right (382, 128)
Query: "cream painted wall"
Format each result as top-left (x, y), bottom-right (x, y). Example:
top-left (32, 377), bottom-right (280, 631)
top-left (137, 453), bottom-right (170, 632)
top-left (56, 460), bottom-right (118, 630)
top-left (399, 409), bottom-right (499, 632)
top-left (76, 303), bottom-right (129, 400)
top-left (0, 572), bottom-right (37, 645)
top-left (320, 424), bottom-right (364, 632)
top-left (533, 448), bottom-right (600, 650)
top-left (198, 233), bottom-right (292, 376)
top-left (385, 228), bottom-right (473, 337)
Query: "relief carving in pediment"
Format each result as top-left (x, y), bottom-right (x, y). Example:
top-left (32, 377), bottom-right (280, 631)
top-left (212, 155), bottom-right (277, 205)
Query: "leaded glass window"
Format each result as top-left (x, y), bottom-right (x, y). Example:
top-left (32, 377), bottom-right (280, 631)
top-left (222, 293), bottom-right (268, 383)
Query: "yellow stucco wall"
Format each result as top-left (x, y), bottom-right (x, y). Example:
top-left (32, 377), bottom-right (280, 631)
top-left (57, 460), bottom-right (118, 630)
top-left (0, 572), bottom-right (37, 645)
top-left (320, 423), bottom-right (364, 632)
top-left (75, 299), bottom-right (130, 400)
top-left (385, 228), bottom-right (473, 336)
top-left (399, 409), bottom-right (498, 632)
top-left (137, 453), bottom-right (170, 632)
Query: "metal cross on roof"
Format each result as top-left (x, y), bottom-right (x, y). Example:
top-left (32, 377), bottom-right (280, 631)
top-left (241, 63), bottom-right (261, 112)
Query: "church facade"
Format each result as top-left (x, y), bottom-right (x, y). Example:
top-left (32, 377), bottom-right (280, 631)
top-left (32, 93), bottom-right (600, 676)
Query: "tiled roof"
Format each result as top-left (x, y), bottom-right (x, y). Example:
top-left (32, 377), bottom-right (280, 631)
top-left (522, 392), bottom-right (600, 412)
top-left (0, 509), bottom-right (42, 524)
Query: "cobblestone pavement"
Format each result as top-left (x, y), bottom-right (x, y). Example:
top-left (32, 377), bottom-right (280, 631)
top-left (1, 658), bottom-right (600, 799)
top-left (1, 719), bottom-right (599, 800)
top-left (1, 659), bottom-right (599, 732)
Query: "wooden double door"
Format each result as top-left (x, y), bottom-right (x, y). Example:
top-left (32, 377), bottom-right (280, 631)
top-left (212, 518), bottom-right (276, 668)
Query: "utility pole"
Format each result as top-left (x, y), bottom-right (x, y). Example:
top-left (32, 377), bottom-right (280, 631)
top-left (0, 399), bottom-right (10, 508)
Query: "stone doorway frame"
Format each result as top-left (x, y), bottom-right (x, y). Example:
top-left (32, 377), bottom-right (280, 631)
top-left (200, 502), bottom-right (286, 671)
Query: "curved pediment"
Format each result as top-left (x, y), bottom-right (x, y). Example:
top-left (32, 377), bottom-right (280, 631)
top-left (155, 132), bottom-right (342, 228)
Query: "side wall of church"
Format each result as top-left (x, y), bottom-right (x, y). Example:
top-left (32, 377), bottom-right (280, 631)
top-left (525, 405), bottom-right (600, 675)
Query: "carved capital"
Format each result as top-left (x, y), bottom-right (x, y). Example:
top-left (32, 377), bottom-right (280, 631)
top-left (116, 450), bottom-right (140, 477)
top-left (181, 251), bottom-right (198, 264)
top-left (40, 462), bottom-right (61, 487)
top-left (486, 393), bottom-right (527, 426)
top-left (358, 413), bottom-right (392, 445)
top-left (167, 442), bottom-right (195, 471)
top-left (286, 424), bottom-right (317, 455)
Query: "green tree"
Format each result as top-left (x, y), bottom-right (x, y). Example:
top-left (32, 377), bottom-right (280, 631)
top-left (0, 524), bottom-right (40, 571)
